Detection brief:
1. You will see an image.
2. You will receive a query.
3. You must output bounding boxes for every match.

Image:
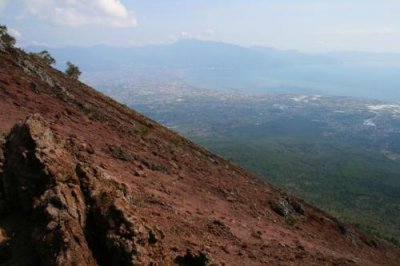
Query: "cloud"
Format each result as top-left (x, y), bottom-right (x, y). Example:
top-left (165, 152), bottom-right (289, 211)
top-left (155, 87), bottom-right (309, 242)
top-left (169, 29), bottom-right (216, 42)
top-left (8, 28), bottom-right (22, 40)
top-left (26, 0), bottom-right (137, 28)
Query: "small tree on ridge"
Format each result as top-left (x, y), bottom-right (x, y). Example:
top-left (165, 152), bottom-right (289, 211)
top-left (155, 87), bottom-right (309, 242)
top-left (65, 61), bottom-right (81, 80)
top-left (35, 50), bottom-right (56, 66)
top-left (0, 25), bottom-right (16, 47)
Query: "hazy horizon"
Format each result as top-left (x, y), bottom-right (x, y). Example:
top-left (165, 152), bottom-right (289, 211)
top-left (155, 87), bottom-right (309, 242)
top-left (1, 0), bottom-right (400, 53)
top-left (21, 39), bottom-right (400, 55)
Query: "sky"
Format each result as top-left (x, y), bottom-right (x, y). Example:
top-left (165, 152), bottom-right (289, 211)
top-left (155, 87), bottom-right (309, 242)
top-left (1, 0), bottom-right (400, 52)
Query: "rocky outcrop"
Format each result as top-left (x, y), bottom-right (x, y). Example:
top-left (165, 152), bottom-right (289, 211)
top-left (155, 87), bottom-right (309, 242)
top-left (0, 136), bottom-right (10, 264)
top-left (76, 164), bottom-right (169, 265)
top-left (269, 195), bottom-right (306, 225)
top-left (0, 115), bottom-right (167, 265)
top-left (175, 249), bottom-right (216, 266)
top-left (0, 133), bottom-right (5, 215)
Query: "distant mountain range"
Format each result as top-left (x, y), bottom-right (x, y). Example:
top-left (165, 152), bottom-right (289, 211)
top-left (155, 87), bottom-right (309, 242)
top-left (27, 40), bottom-right (285, 71)
top-left (27, 39), bottom-right (400, 70)
top-left (27, 39), bottom-right (400, 101)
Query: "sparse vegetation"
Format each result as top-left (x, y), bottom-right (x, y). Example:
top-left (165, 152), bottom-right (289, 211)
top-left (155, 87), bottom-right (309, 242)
top-left (65, 61), bottom-right (81, 80)
top-left (286, 215), bottom-right (297, 226)
top-left (170, 135), bottom-right (182, 146)
top-left (33, 50), bottom-right (56, 66)
top-left (138, 124), bottom-right (150, 136)
top-left (0, 24), bottom-right (16, 47)
top-left (201, 137), bottom-right (400, 246)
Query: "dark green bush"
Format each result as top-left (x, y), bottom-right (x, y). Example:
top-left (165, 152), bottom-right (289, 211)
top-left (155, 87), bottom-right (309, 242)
top-left (65, 61), bottom-right (81, 80)
top-left (0, 25), bottom-right (16, 47)
top-left (33, 50), bottom-right (56, 65)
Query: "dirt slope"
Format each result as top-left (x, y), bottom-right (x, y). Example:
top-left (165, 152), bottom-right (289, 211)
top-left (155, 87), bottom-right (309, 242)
top-left (0, 41), bottom-right (399, 265)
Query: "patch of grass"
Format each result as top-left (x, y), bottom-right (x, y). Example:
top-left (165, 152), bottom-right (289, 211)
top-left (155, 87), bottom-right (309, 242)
top-left (138, 124), bottom-right (150, 136)
top-left (286, 215), bottom-right (297, 226)
top-left (170, 135), bottom-right (182, 146)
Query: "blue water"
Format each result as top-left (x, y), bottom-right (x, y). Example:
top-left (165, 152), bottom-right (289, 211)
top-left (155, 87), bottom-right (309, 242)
top-left (184, 63), bottom-right (400, 102)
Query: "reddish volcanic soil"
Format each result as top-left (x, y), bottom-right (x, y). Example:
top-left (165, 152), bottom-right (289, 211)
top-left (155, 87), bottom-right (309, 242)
top-left (0, 42), bottom-right (399, 265)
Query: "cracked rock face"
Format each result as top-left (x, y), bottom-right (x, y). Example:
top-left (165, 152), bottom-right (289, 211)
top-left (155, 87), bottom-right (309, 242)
top-left (0, 114), bottom-right (168, 265)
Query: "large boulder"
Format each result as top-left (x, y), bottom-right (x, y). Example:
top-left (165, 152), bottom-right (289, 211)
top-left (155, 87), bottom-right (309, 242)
top-left (0, 114), bottom-right (168, 265)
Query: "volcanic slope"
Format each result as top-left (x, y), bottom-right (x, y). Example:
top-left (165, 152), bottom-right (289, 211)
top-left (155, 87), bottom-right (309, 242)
top-left (0, 42), bottom-right (399, 266)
